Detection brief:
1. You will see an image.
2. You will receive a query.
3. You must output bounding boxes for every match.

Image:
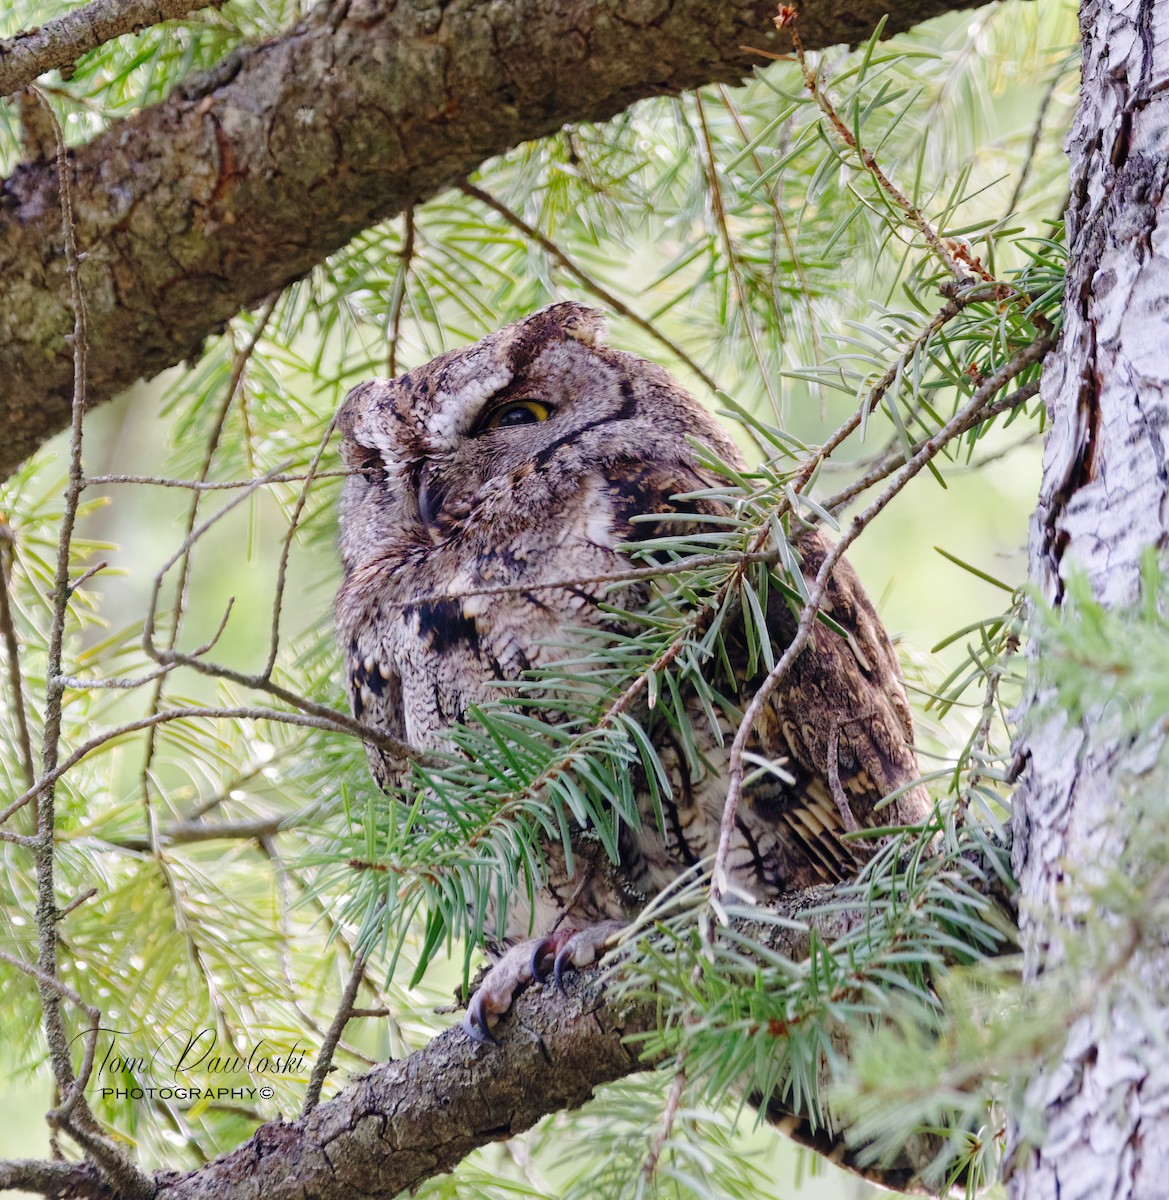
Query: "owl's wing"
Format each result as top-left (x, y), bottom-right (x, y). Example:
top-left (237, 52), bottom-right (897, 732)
top-left (746, 529), bottom-right (930, 882)
top-left (729, 528), bottom-right (931, 892)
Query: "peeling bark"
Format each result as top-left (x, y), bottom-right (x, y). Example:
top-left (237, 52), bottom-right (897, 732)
top-left (0, 0), bottom-right (979, 478)
top-left (1009, 0), bottom-right (1169, 1195)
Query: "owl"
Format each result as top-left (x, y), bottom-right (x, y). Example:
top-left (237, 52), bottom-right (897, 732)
top-left (335, 302), bottom-right (929, 1042)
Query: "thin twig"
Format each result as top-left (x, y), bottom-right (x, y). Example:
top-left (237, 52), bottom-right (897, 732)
top-left (264, 414), bottom-right (338, 679)
top-left (84, 468), bottom-right (359, 489)
top-left (1000, 59), bottom-right (1071, 223)
top-left (777, 8), bottom-right (965, 284)
top-left (693, 91), bottom-right (781, 422)
top-left (824, 378), bottom-right (1042, 515)
top-left (788, 292), bottom-right (970, 492)
top-left (459, 180), bottom-right (719, 393)
top-left (268, 842), bottom-right (402, 1050)
top-left (3, 704), bottom-right (408, 824)
top-left (25, 90), bottom-right (142, 1182)
top-left (67, 560), bottom-right (108, 592)
top-left (108, 812), bottom-right (307, 851)
top-left (386, 208), bottom-right (415, 377)
top-left (0, 949), bottom-right (101, 1121)
top-left (58, 888), bottom-right (99, 918)
top-left (136, 460), bottom-right (417, 761)
top-left (257, 834), bottom-right (377, 1065)
top-left (0, 525), bottom-right (36, 790)
top-left (643, 1061), bottom-right (687, 1183)
top-left (137, 293), bottom-right (280, 837)
top-left (302, 951), bottom-right (367, 1115)
top-left (362, 551), bottom-right (779, 610)
top-left (716, 84), bottom-right (824, 367)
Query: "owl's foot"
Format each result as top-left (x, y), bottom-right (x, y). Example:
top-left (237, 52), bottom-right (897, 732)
top-left (462, 920), bottom-right (624, 1046)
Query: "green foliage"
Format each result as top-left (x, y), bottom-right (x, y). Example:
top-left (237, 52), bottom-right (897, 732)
top-left (1031, 553), bottom-right (1169, 741)
top-left (0, 1), bottom-right (1081, 1195)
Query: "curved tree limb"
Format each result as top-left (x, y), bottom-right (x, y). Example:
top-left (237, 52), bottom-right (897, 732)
top-left (153, 973), bottom-right (655, 1200)
top-left (0, 0), bottom-right (982, 478)
top-left (1, 850), bottom-right (1014, 1200)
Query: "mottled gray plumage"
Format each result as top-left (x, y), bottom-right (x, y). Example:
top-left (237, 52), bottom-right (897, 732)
top-left (335, 302), bottom-right (929, 1033)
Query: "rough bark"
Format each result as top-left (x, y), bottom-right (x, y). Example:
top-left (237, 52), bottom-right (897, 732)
top-left (0, 0), bottom-right (981, 478)
top-left (29, 909), bottom-right (697, 1199)
top-left (1, 871), bottom-right (1013, 1200)
top-left (1009, 0), bottom-right (1169, 1195)
top-left (0, 0), bottom-right (218, 97)
top-left (0, 971), bottom-right (647, 1200)
top-left (153, 972), bottom-right (652, 1200)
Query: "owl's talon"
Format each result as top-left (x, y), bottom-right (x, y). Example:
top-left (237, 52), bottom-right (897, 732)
top-left (462, 993), bottom-right (498, 1046)
top-left (528, 936), bottom-right (558, 984)
top-left (553, 920), bottom-right (625, 993)
top-left (460, 923), bottom-right (624, 1045)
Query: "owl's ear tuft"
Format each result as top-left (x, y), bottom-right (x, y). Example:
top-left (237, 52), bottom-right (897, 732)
top-left (336, 380), bottom-right (385, 442)
top-left (542, 301), bottom-right (607, 347)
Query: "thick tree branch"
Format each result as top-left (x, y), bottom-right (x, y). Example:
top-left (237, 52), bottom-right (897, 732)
top-left (0, 0), bottom-right (982, 478)
top-left (151, 972), bottom-right (654, 1200)
top-left (1, 850), bottom-right (1013, 1200)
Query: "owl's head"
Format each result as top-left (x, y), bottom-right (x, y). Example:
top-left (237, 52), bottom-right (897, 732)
top-left (336, 302), bottom-right (741, 572)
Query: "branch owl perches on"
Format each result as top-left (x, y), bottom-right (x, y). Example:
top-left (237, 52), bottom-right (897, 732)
top-left (334, 301), bottom-right (929, 1042)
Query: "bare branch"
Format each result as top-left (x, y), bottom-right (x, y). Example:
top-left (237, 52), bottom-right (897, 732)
top-left (155, 853), bottom-right (1019, 1198)
top-left (386, 209), bottom-right (415, 378)
top-left (138, 295), bottom-right (280, 838)
top-left (106, 814), bottom-right (300, 851)
top-left (264, 414), bottom-right (337, 680)
top-left (0, 0), bottom-right (992, 479)
top-left (0, 946), bottom-right (103, 1146)
top-left (3, 703), bottom-right (406, 825)
top-left (643, 1060), bottom-right (687, 1183)
top-left (22, 90), bottom-right (150, 1198)
top-left (301, 950), bottom-right (367, 1116)
top-left (0, 524), bottom-right (36, 790)
top-left (0, 1157), bottom-right (110, 1200)
top-left (824, 378), bottom-right (1043, 515)
top-left (0, 0), bottom-right (220, 97)
top-left (84, 469), bottom-right (359, 490)
top-left (130, 456), bottom-right (418, 762)
top-left (692, 91), bottom-right (780, 420)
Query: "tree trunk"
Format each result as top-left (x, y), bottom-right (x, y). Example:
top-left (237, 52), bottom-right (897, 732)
top-left (1009, 0), bottom-right (1169, 1195)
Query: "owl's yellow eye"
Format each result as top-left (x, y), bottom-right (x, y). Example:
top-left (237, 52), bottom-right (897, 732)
top-left (481, 399), bottom-right (552, 432)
